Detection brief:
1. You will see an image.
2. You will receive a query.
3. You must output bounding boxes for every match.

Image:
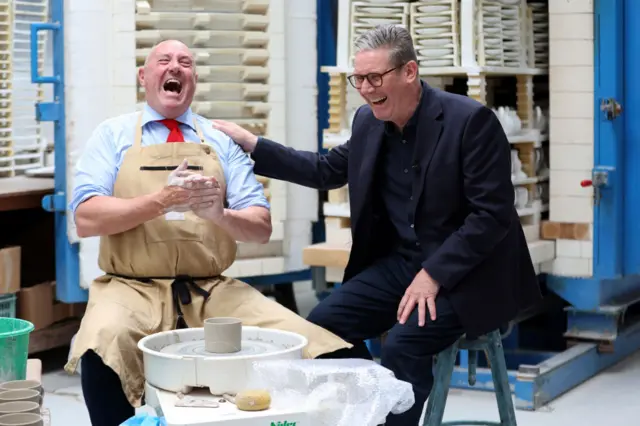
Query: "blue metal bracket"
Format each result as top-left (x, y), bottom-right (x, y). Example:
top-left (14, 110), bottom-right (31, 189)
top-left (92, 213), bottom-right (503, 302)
top-left (31, 2), bottom-right (86, 303)
top-left (30, 22), bottom-right (61, 84)
top-left (35, 102), bottom-right (61, 122)
top-left (42, 193), bottom-right (66, 213)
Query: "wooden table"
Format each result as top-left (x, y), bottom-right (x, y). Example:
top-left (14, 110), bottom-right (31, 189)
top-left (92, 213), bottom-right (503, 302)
top-left (0, 176), bottom-right (54, 212)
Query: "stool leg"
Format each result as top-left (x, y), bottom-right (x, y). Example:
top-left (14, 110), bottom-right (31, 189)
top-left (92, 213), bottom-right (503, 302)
top-left (423, 342), bottom-right (458, 426)
top-left (485, 331), bottom-right (517, 426)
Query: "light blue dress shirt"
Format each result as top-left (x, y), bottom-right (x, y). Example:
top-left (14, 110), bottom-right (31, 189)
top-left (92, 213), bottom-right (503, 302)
top-left (69, 103), bottom-right (270, 215)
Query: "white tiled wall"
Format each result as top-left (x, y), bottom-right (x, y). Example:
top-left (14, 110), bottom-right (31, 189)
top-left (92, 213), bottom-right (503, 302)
top-left (544, 0), bottom-right (595, 277)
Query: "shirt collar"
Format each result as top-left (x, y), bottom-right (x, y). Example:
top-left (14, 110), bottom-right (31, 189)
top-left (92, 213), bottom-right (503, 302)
top-left (141, 103), bottom-right (196, 131)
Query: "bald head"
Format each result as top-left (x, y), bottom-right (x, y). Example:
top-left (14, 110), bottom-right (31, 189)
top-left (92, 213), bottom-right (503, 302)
top-left (144, 39), bottom-right (193, 67)
top-left (138, 39), bottom-right (197, 119)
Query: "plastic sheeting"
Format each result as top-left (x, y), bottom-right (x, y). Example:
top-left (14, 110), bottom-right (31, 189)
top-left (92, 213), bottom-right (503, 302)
top-left (247, 358), bottom-right (415, 426)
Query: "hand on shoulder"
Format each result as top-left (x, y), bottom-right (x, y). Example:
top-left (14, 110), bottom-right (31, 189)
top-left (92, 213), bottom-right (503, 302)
top-left (211, 120), bottom-right (259, 153)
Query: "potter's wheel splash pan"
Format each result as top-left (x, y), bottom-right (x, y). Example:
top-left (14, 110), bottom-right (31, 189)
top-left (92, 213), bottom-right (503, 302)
top-left (138, 326), bottom-right (308, 395)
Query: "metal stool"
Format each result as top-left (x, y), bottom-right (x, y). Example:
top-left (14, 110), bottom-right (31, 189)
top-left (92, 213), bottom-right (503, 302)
top-left (423, 329), bottom-right (517, 426)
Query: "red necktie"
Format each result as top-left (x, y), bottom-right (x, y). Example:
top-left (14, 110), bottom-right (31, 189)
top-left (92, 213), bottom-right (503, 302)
top-left (158, 119), bottom-right (185, 143)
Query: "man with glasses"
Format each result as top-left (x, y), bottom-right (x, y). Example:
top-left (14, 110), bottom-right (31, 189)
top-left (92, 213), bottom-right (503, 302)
top-left (212, 24), bottom-right (540, 425)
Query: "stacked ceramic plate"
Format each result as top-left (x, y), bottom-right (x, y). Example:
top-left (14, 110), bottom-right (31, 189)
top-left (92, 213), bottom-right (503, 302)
top-left (529, 2), bottom-right (548, 68)
top-left (0, 0), bottom-right (48, 177)
top-left (477, 0), bottom-right (526, 68)
top-left (409, 1), bottom-right (459, 68)
top-left (135, 0), bottom-right (270, 136)
top-left (349, 2), bottom-right (410, 62)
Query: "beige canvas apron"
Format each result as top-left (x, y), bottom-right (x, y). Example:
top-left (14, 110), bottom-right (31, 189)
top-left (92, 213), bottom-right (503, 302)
top-left (65, 113), bottom-right (352, 407)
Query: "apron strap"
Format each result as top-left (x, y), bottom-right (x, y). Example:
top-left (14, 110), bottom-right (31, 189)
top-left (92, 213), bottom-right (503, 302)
top-left (193, 117), bottom-right (205, 144)
top-left (133, 112), bottom-right (144, 149)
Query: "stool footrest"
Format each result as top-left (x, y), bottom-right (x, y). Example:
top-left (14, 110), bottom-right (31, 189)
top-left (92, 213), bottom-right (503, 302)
top-left (442, 422), bottom-right (502, 426)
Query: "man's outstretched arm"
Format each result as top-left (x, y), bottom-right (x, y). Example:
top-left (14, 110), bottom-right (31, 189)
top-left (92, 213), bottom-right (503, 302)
top-left (211, 106), bottom-right (367, 191)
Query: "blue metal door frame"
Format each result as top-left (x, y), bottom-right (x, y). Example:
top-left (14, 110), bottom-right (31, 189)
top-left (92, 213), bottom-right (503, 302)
top-left (31, 0), bottom-right (86, 303)
top-left (622, 0), bottom-right (640, 276)
top-left (545, 0), bottom-right (639, 310)
top-left (592, 0), bottom-right (625, 279)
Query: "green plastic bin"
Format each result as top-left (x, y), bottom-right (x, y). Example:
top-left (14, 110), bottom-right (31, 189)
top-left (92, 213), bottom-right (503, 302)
top-left (0, 317), bottom-right (35, 382)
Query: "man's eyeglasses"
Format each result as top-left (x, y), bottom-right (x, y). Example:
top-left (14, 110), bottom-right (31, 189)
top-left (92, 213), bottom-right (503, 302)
top-left (347, 66), bottom-right (400, 89)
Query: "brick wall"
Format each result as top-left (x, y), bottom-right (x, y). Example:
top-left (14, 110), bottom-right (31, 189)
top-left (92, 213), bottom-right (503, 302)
top-left (543, 0), bottom-right (595, 277)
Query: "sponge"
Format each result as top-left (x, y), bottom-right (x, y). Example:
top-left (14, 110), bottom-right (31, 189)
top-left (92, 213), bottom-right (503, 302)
top-left (234, 389), bottom-right (271, 411)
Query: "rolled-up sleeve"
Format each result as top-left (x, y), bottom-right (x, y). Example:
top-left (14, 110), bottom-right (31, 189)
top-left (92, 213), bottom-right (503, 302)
top-left (68, 124), bottom-right (118, 215)
top-left (223, 137), bottom-right (270, 211)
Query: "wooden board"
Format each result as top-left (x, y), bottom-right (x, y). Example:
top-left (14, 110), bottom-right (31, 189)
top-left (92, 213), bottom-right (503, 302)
top-left (28, 319), bottom-right (80, 355)
top-left (0, 176), bottom-right (54, 212)
top-left (302, 242), bottom-right (351, 269)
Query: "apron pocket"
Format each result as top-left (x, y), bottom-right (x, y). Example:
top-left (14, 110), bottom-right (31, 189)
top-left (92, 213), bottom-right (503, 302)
top-left (143, 213), bottom-right (204, 244)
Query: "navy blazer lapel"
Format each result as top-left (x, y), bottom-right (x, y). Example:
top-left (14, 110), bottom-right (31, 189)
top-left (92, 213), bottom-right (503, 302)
top-left (353, 120), bottom-right (385, 224)
top-left (411, 84), bottom-right (444, 210)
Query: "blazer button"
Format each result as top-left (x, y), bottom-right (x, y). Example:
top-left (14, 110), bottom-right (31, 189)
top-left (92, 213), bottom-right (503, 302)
top-left (410, 224), bottom-right (414, 228)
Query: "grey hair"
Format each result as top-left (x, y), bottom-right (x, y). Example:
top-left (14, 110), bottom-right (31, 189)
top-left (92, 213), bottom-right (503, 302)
top-left (353, 24), bottom-right (417, 67)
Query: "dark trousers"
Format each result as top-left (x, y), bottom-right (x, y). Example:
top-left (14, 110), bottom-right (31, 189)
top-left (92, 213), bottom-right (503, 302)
top-left (309, 254), bottom-right (465, 426)
top-left (81, 350), bottom-right (135, 426)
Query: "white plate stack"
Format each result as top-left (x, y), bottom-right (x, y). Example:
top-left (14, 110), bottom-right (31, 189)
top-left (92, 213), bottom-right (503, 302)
top-left (476, 0), bottom-right (527, 68)
top-left (135, 0), bottom-right (271, 136)
top-left (349, 1), bottom-right (410, 63)
top-left (529, 1), bottom-right (548, 68)
top-left (0, 0), bottom-right (48, 177)
top-left (409, 1), bottom-right (460, 69)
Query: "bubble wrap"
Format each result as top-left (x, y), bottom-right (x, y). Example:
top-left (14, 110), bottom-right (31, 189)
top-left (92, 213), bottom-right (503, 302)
top-left (247, 358), bottom-right (415, 426)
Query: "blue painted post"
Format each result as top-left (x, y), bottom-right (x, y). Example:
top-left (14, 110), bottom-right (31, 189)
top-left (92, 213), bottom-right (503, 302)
top-left (314, 0), bottom-right (338, 245)
top-left (31, 0), bottom-right (87, 303)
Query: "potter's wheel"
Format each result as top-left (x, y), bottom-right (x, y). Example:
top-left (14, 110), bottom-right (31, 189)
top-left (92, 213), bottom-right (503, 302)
top-left (138, 326), bottom-right (308, 395)
top-left (160, 339), bottom-right (282, 357)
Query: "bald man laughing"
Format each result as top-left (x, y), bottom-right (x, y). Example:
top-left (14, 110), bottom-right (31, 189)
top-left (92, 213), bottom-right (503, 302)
top-left (64, 40), bottom-right (351, 426)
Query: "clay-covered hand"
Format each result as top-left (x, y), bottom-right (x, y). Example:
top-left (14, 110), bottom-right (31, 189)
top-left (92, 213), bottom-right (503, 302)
top-left (189, 176), bottom-right (225, 222)
top-left (166, 159), bottom-right (197, 187)
top-left (211, 120), bottom-right (259, 153)
top-left (157, 160), bottom-right (194, 213)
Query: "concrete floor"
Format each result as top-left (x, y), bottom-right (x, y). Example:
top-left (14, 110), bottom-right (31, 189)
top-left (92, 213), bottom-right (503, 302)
top-left (39, 282), bottom-right (640, 426)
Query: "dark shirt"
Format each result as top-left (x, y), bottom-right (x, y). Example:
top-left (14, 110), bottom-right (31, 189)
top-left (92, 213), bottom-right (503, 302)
top-left (377, 85), bottom-right (424, 266)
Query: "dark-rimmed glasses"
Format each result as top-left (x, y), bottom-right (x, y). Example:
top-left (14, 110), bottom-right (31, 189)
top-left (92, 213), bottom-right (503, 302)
top-left (347, 66), bottom-right (400, 89)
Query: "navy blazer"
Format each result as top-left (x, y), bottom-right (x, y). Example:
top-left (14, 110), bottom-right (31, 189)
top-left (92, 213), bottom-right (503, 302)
top-left (251, 81), bottom-right (541, 336)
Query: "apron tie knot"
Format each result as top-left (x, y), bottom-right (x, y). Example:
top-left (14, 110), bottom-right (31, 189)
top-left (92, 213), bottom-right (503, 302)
top-left (171, 276), bottom-right (212, 329)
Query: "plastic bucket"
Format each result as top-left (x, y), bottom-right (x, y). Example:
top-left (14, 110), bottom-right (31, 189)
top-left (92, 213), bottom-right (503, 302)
top-left (0, 318), bottom-right (35, 383)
